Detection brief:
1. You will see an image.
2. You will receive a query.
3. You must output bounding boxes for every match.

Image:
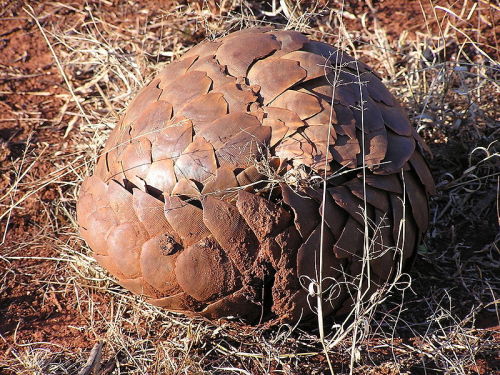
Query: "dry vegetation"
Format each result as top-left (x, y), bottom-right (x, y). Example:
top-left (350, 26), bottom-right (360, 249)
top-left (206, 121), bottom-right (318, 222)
top-left (0, 1), bottom-right (498, 374)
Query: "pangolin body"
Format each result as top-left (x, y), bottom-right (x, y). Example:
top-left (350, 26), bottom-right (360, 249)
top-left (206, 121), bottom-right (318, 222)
top-left (77, 28), bottom-right (434, 324)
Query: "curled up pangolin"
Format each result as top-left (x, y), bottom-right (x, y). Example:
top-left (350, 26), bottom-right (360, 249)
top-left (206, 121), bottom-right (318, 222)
top-left (77, 28), bottom-right (435, 325)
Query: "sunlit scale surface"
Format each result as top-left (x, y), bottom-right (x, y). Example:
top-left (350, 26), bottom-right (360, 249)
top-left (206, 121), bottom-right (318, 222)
top-left (76, 27), bottom-right (435, 325)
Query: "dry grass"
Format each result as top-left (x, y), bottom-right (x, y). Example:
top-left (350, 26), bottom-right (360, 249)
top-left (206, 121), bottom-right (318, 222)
top-left (0, 1), bottom-right (498, 374)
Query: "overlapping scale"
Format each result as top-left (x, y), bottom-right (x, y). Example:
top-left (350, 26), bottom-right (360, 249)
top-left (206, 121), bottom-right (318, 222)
top-left (175, 236), bottom-right (241, 302)
top-left (248, 58), bottom-right (307, 104)
top-left (216, 31), bottom-right (280, 77)
top-left (158, 71), bottom-right (212, 110)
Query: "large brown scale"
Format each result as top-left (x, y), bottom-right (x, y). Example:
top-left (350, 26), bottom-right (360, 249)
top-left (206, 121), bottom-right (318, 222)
top-left (76, 28), bottom-right (435, 325)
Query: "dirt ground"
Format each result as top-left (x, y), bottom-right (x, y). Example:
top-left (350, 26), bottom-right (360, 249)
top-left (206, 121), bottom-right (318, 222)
top-left (0, 1), bottom-right (498, 374)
